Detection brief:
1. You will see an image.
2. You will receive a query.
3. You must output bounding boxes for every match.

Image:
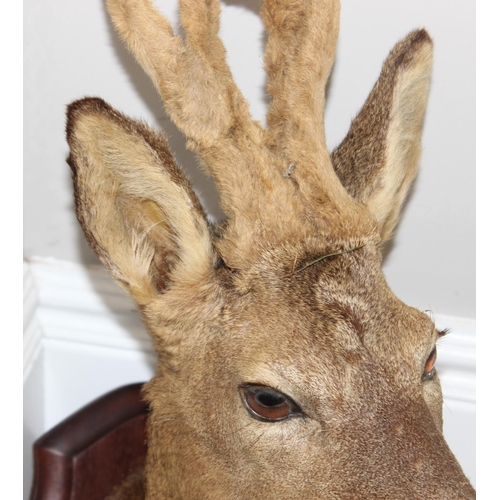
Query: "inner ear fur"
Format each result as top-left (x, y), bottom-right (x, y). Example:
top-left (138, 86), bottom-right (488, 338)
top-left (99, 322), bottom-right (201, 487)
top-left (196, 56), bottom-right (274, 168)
top-left (67, 97), bottom-right (215, 305)
top-left (331, 30), bottom-right (433, 242)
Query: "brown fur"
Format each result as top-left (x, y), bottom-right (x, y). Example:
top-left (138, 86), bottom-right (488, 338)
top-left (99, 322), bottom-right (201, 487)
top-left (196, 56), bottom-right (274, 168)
top-left (66, 0), bottom-right (475, 498)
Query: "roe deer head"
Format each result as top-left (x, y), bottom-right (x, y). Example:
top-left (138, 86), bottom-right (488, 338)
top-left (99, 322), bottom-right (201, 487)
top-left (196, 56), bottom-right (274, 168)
top-left (66, 0), bottom-right (475, 498)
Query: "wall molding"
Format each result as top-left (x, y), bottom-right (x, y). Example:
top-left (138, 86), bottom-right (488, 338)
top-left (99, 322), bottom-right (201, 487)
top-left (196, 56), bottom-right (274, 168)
top-left (23, 262), bottom-right (44, 383)
top-left (26, 257), bottom-right (476, 403)
top-left (433, 316), bottom-right (476, 404)
top-left (28, 257), bottom-right (153, 353)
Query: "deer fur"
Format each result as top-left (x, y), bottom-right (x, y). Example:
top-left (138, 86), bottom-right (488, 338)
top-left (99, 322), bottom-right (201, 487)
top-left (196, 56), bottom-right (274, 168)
top-left (66, 0), bottom-right (475, 498)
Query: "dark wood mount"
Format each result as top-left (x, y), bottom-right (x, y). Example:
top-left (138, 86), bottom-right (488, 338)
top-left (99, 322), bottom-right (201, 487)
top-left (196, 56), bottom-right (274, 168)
top-left (30, 383), bottom-right (149, 500)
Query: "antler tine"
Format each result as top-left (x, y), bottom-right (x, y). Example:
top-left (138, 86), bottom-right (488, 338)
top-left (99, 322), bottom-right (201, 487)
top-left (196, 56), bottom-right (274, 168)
top-left (106, 0), bottom-right (267, 219)
top-left (262, 0), bottom-right (356, 212)
top-left (263, 0), bottom-right (339, 149)
top-left (177, 0), bottom-right (255, 140)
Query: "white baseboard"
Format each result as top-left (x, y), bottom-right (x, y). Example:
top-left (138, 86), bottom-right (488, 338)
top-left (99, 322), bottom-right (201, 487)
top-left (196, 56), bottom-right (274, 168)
top-left (23, 262), bottom-right (44, 383)
top-left (28, 257), bottom-right (153, 352)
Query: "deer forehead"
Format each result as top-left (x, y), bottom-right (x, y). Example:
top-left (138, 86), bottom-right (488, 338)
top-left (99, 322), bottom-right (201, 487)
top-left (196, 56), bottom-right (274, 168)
top-left (200, 246), bottom-right (435, 387)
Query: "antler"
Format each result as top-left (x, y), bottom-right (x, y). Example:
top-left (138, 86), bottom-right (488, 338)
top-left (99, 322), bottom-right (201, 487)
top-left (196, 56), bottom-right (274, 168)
top-left (107, 0), bottom-right (279, 225)
top-left (261, 0), bottom-right (373, 246)
top-left (263, 0), bottom-right (338, 180)
top-left (107, 0), bottom-right (253, 145)
top-left (107, 0), bottom-right (376, 266)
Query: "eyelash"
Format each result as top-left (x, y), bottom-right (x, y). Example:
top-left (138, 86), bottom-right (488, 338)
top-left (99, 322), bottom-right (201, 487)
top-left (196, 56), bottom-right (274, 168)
top-left (438, 328), bottom-right (450, 338)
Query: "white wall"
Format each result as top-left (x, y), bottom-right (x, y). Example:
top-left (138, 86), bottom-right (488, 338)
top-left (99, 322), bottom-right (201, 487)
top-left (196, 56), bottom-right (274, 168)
top-left (24, 0), bottom-right (475, 318)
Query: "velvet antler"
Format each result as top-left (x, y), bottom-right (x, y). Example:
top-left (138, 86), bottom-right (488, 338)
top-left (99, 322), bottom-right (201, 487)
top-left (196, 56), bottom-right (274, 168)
top-left (106, 0), bottom-right (374, 268)
top-left (263, 1), bottom-right (341, 195)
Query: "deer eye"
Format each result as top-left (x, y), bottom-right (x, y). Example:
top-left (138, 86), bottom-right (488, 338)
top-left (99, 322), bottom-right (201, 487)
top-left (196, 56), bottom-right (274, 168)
top-left (421, 346), bottom-right (437, 381)
top-left (240, 385), bottom-right (301, 422)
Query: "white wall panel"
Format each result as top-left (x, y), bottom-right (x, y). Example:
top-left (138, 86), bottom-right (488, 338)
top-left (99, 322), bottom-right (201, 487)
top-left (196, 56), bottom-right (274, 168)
top-left (23, 355), bottom-right (44, 500)
top-left (23, 263), bottom-right (44, 500)
top-left (443, 399), bottom-right (476, 487)
top-left (43, 339), bottom-right (155, 430)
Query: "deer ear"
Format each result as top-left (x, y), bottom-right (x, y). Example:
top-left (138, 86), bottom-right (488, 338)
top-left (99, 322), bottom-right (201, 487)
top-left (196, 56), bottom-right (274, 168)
top-left (66, 98), bottom-right (216, 305)
top-left (331, 30), bottom-right (433, 241)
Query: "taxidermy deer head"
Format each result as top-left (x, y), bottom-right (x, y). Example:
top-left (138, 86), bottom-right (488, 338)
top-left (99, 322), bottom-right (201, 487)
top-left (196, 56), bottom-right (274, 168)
top-left (66, 0), bottom-right (475, 498)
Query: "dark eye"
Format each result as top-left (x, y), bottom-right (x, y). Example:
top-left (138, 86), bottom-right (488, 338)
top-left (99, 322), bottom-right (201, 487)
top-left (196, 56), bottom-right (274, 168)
top-left (240, 385), bottom-right (302, 422)
top-left (422, 346), bottom-right (437, 381)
